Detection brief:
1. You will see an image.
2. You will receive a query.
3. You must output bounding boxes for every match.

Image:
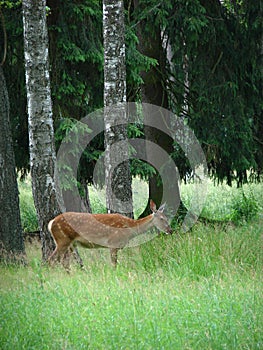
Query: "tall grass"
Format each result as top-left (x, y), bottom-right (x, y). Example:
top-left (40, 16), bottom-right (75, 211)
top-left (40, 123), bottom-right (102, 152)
top-left (1, 216), bottom-right (262, 349)
top-left (180, 180), bottom-right (263, 223)
top-left (18, 179), bottom-right (38, 232)
top-left (0, 179), bottom-right (262, 349)
top-left (1, 266), bottom-right (262, 350)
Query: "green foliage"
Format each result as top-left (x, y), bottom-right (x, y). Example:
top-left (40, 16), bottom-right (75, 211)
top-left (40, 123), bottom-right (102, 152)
top-left (88, 185), bottom-right (107, 213)
top-left (127, 0), bottom-right (262, 185)
top-left (164, 0), bottom-right (262, 184)
top-left (229, 190), bottom-right (260, 224)
top-left (125, 26), bottom-right (158, 100)
top-left (127, 123), bottom-right (144, 138)
top-left (54, 117), bottom-right (100, 198)
top-left (55, 117), bottom-right (92, 146)
top-left (0, 0), bottom-right (21, 9)
top-left (3, 0), bottom-right (262, 186)
top-left (130, 159), bottom-right (156, 180)
top-left (3, 0), bottom-right (104, 177)
top-left (48, 0), bottom-right (103, 117)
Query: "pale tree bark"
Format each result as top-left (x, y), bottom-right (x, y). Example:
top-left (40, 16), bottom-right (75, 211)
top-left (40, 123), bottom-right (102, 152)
top-left (0, 65), bottom-right (25, 262)
top-left (103, 0), bottom-right (133, 217)
top-left (22, 0), bottom-right (60, 261)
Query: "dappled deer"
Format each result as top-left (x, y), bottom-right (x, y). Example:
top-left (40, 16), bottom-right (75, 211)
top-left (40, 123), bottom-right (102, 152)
top-left (48, 200), bottom-right (172, 267)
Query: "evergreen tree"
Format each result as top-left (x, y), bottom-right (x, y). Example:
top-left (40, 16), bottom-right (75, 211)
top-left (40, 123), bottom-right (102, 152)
top-left (128, 0), bottom-right (262, 186)
top-left (168, 0), bottom-right (262, 185)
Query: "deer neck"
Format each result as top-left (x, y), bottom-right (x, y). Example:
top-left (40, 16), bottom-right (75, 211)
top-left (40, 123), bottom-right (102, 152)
top-left (134, 214), bottom-right (155, 234)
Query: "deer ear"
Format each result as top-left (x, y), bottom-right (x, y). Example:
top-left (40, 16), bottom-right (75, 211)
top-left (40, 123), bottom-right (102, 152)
top-left (150, 199), bottom-right (157, 213)
top-left (158, 203), bottom-right (166, 212)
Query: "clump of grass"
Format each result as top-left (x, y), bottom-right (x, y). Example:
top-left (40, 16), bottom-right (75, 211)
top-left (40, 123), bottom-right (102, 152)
top-left (229, 189), bottom-right (260, 224)
top-left (135, 217), bottom-right (262, 278)
top-left (18, 179), bottom-right (38, 232)
top-left (88, 185), bottom-right (107, 213)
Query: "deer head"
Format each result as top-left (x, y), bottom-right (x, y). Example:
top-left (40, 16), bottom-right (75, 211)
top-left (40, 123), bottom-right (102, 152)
top-left (150, 200), bottom-right (172, 234)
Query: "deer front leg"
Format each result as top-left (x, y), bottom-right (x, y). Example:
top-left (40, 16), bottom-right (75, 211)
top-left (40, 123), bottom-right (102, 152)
top-left (110, 248), bottom-right (119, 267)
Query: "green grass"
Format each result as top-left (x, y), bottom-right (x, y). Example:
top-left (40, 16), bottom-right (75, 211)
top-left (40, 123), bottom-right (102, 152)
top-left (1, 179), bottom-right (262, 349)
top-left (180, 180), bottom-right (263, 223)
top-left (1, 269), bottom-right (261, 349)
top-left (1, 217), bottom-right (262, 349)
top-left (18, 179), bottom-right (38, 232)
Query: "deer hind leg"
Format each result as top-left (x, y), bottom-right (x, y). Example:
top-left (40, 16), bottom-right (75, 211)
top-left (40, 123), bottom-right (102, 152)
top-left (72, 246), bottom-right (84, 269)
top-left (60, 246), bottom-right (84, 271)
top-left (110, 248), bottom-right (119, 267)
top-left (48, 238), bottom-right (72, 267)
top-left (61, 246), bottom-right (73, 272)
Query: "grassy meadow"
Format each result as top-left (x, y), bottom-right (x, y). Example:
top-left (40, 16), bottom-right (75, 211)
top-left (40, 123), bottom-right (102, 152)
top-left (0, 179), bottom-right (262, 349)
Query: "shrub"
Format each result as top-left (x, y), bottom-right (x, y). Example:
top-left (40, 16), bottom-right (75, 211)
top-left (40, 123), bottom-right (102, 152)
top-left (230, 189), bottom-right (260, 224)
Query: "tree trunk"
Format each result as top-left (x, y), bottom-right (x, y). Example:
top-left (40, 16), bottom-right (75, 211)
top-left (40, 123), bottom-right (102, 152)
top-left (133, 1), bottom-right (178, 216)
top-left (103, 0), bottom-right (133, 217)
top-left (0, 65), bottom-right (25, 262)
top-left (22, 0), bottom-right (60, 261)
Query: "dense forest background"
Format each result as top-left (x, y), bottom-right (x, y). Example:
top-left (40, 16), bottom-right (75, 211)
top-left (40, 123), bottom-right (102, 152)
top-left (2, 0), bottom-right (262, 185)
top-left (0, 0), bottom-right (262, 257)
top-left (0, 3), bottom-right (262, 347)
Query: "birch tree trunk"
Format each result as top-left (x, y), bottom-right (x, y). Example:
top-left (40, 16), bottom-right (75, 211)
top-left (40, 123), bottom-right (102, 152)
top-left (22, 0), bottom-right (60, 261)
top-left (103, 0), bottom-right (133, 217)
top-left (0, 66), bottom-right (25, 262)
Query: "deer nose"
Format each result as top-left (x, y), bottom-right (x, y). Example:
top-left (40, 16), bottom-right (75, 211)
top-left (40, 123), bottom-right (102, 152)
top-left (166, 227), bottom-right (173, 234)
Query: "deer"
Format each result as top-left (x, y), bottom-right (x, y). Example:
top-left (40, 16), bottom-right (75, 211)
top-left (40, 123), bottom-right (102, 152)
top-left (48, 200), bottom-right (172, 268)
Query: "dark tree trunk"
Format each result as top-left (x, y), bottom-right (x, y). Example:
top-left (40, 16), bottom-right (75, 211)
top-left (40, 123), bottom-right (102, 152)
top-left (0, 65), bottom-right (25, 262)
top-left (103, 0), bottom-right (133, 217)
top-left (22, 0), bottom-right (60, 261)
top-left (133, 1), bottom-right (179, 216)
